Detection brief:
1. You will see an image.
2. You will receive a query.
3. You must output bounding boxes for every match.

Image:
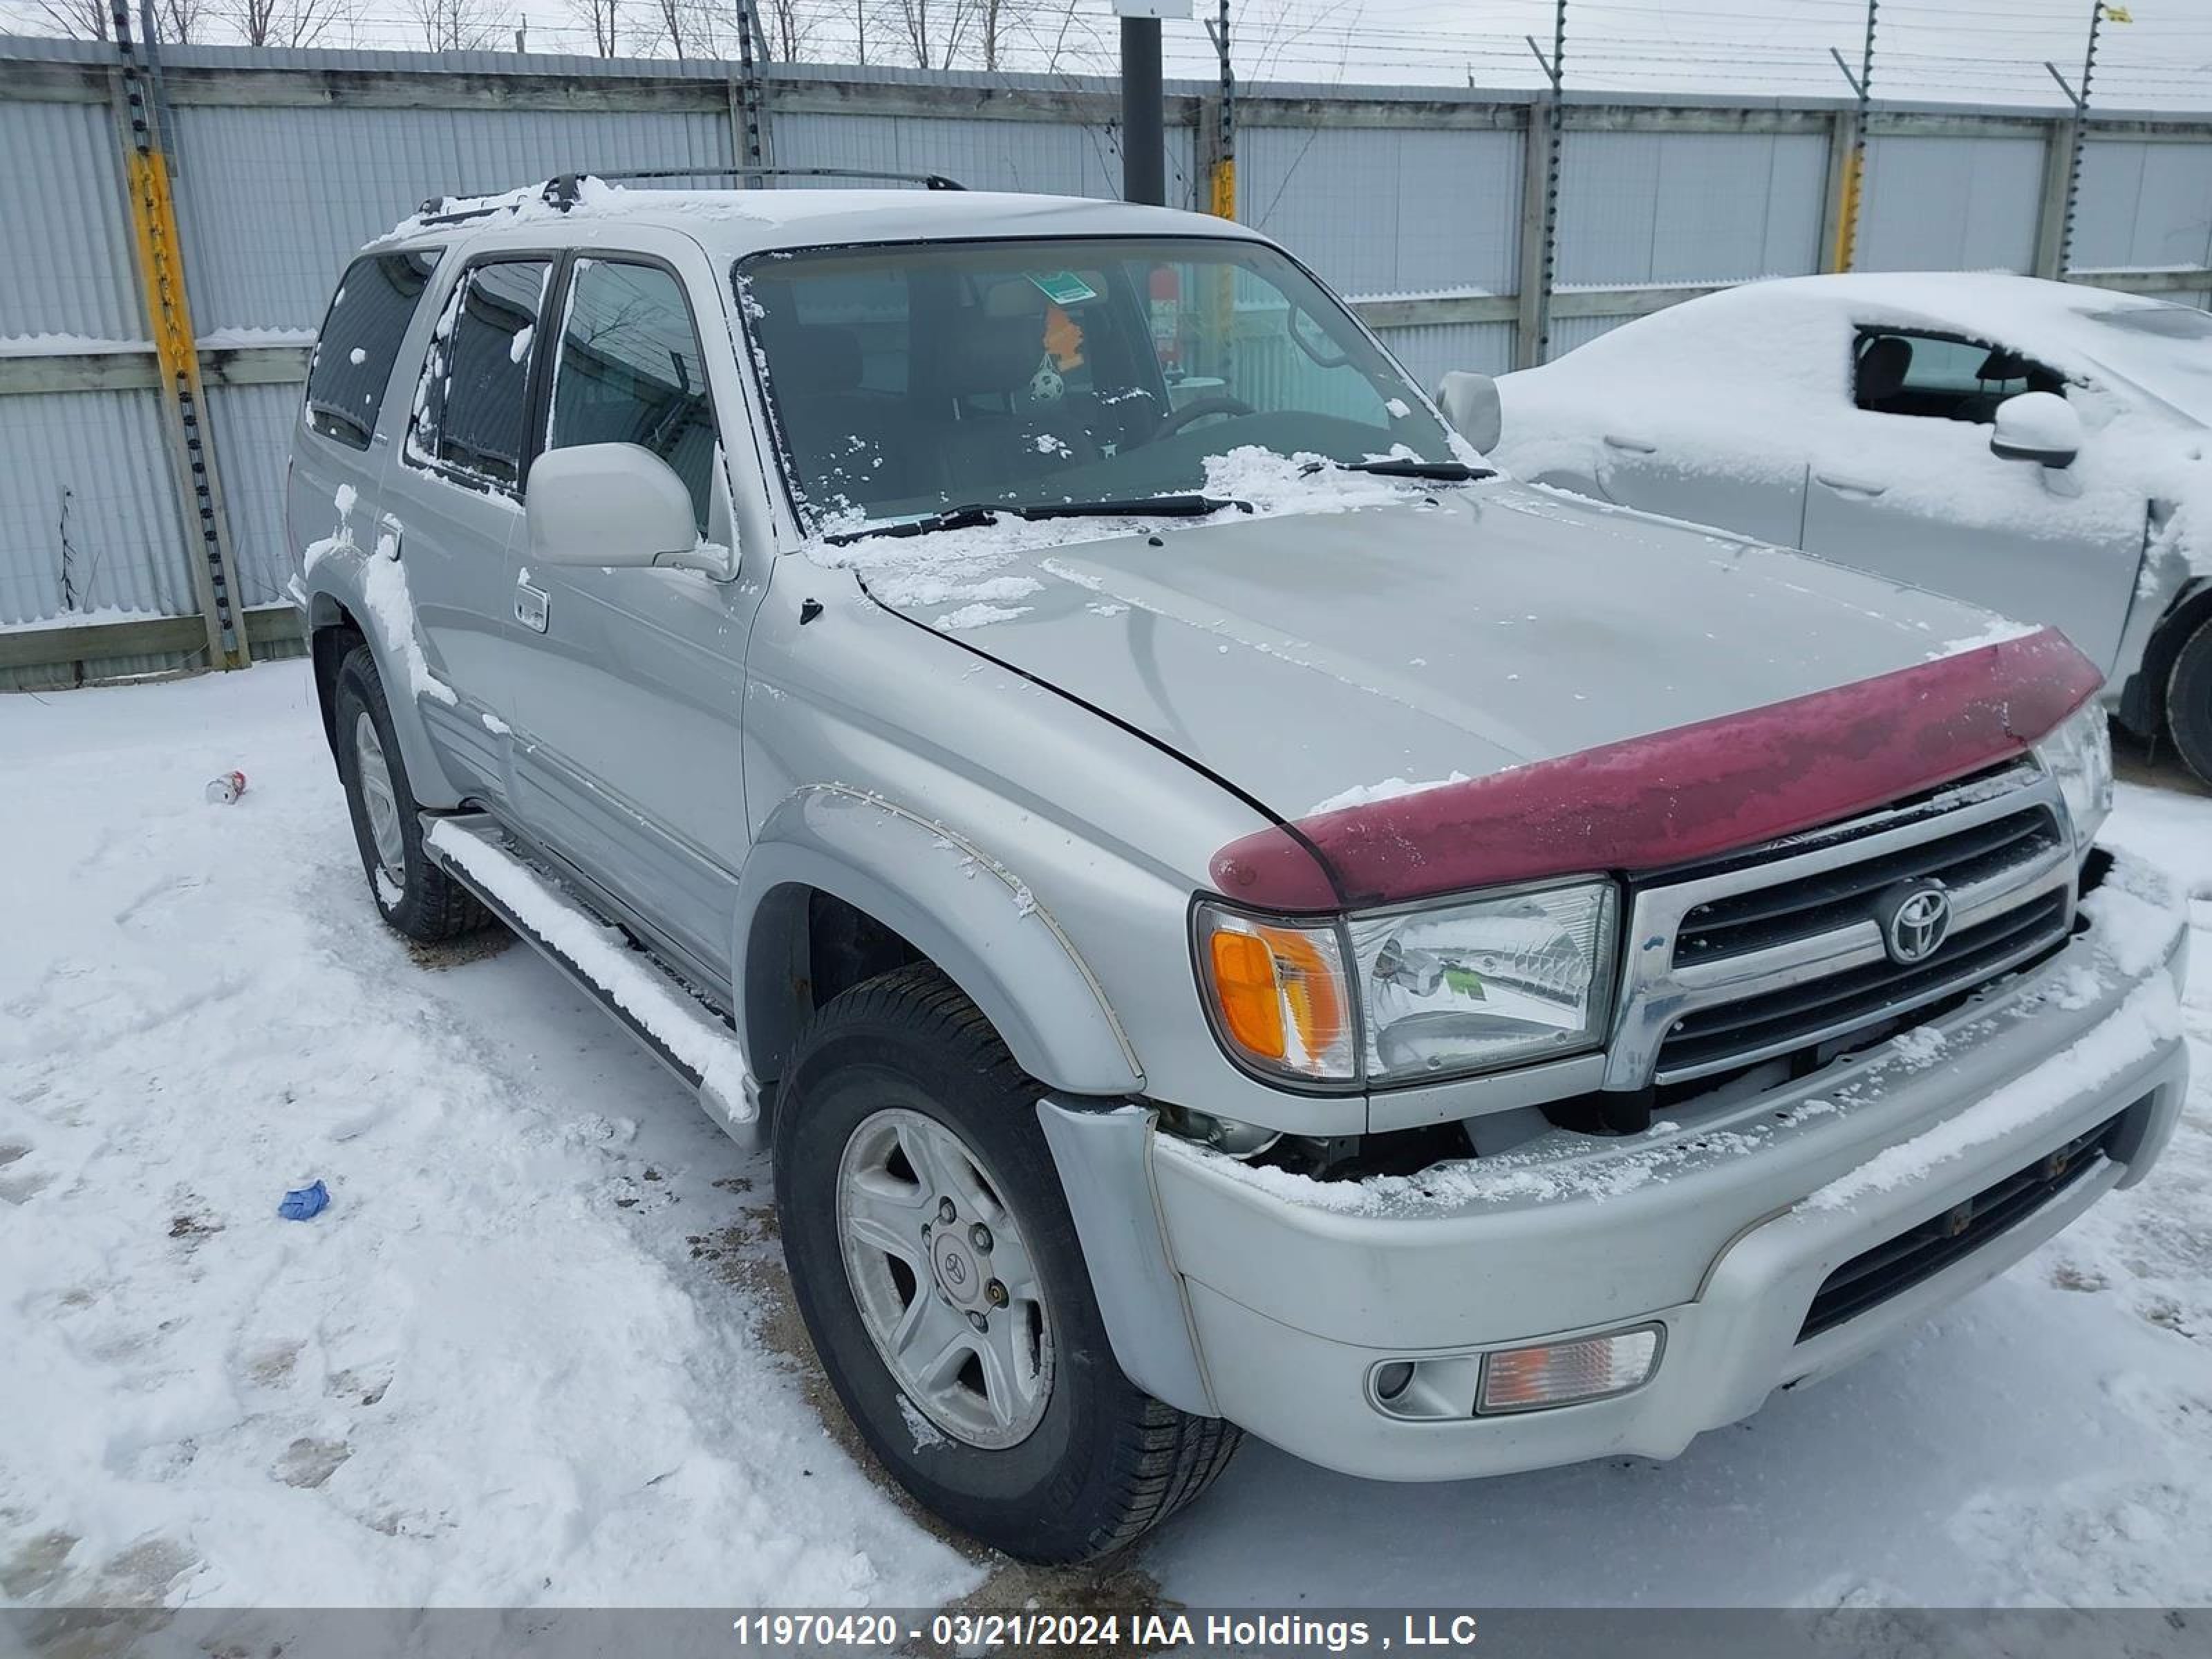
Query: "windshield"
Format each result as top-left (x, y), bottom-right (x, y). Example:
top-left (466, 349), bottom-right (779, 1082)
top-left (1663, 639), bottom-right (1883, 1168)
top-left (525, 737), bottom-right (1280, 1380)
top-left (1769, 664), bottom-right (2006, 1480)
top-left (2072, 301), bottom-right (2212, 427)
top-left (735, 236), bottom-right (1456, 530)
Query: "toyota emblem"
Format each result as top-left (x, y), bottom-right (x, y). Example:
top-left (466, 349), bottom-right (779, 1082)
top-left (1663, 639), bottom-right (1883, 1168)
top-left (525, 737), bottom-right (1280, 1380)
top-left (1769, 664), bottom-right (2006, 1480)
top-left (1876, 880), bottom-right (1953, 966)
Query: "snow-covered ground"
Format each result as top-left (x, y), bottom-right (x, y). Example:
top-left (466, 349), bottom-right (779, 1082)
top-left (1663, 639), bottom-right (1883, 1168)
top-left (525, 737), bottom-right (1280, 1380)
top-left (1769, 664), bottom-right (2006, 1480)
top-left (3, 661), bottom-right (2209, 1614)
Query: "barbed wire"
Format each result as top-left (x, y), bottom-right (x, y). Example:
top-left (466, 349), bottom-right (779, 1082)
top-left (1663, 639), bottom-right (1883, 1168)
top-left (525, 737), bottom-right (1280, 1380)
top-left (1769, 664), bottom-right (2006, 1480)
top-left (5, 0), bottom-right (2208, 108)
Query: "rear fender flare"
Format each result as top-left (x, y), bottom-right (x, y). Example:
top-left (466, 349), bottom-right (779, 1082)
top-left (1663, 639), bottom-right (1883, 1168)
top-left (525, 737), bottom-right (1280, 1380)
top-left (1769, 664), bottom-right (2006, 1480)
top-left (308, 574), bottom-right (466, 810)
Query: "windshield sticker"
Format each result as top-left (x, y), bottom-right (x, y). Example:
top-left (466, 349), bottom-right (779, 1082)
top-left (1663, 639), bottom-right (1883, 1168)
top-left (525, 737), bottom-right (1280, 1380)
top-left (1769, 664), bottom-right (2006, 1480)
top-left (1027, 270), bottom-right (1100, 307)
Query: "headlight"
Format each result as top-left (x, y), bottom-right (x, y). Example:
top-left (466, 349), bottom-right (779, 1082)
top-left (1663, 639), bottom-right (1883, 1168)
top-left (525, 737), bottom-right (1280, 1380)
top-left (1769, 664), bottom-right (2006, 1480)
top-left (1349, 881), bottom-right (1618, 1082)
top-left (1194, 878), bottom-right (1619, 1089)
top-left (2034, 701), bottom-right (2112, 852)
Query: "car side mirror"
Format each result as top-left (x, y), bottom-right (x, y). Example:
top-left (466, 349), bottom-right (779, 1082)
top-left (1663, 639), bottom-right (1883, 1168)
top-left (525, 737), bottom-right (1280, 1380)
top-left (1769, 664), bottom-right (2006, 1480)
top-left (1435, 371), bottom-right (1502, 454)
top-left (525, 443), bottom-right (727, 577)
top-left (1989, 391), bottom-right (2083, 470)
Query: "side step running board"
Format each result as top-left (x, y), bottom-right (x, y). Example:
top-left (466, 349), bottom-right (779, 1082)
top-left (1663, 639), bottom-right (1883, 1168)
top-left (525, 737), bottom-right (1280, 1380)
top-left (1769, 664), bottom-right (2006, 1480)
top-left (422, 812), bottom-right (765, 1152)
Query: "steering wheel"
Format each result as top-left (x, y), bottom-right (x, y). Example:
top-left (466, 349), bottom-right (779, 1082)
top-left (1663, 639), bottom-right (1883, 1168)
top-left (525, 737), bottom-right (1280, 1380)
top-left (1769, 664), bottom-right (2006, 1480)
top-left (1151, 394), bottom-right (1257, 440)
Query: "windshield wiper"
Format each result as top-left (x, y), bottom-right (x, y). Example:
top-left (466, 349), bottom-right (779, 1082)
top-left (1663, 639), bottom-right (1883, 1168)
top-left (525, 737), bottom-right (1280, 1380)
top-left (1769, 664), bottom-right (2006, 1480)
top-left (824, 494), bottom-right (1250, 545)
top-left (1330, 458), bottom-right (1495, 482)
top-left (1017, 493), bottom-right (1253, 521)
top-left (823, 503), bottom-right (1005, 546)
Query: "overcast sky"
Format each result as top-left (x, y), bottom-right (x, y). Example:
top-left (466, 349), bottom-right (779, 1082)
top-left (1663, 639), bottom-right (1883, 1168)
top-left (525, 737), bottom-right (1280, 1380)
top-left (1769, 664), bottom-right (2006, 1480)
top-left (6, 0), bottom-right (2211, 112)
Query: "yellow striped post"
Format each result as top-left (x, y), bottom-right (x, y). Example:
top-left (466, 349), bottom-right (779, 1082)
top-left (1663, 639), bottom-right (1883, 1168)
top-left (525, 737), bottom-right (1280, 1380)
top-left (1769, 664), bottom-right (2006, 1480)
top-left (112, 7), bottom-right (250, 671)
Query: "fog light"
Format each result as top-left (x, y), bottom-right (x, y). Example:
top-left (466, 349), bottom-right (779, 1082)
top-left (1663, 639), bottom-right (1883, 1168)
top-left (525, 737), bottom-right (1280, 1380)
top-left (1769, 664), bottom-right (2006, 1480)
top-left (1374, 1361), bottom-right (1415, 1402)
top-left (1477, 1324), bottom-right (1662, 1415)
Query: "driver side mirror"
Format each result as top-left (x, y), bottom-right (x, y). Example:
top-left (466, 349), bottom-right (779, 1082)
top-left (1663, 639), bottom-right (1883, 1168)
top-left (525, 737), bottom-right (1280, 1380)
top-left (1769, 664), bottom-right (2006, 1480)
top-left (1989, 391), bottom-right (2083, 470)
top-left (525, 443), bottom-right (729, 578)
top-left (1435, 371), bottom-right (1502, 454)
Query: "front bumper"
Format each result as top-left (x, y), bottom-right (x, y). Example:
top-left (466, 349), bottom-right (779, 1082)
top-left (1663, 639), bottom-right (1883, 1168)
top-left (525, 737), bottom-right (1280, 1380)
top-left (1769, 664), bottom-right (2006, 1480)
top-left (1043, 854), bottom-right (2190, 1481)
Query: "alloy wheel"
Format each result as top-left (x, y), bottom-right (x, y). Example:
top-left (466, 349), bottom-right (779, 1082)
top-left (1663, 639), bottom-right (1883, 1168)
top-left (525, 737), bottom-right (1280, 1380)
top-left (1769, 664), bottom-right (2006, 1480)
top-left (835, 1105), bottom-right (1054, 1450)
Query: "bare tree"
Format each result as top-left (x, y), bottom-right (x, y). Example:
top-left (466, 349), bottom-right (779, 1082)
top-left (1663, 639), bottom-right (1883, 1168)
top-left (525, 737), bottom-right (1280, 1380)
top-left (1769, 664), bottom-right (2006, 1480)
top-left (977, 0), bottom-right (1024, 71)
top-left (222, 0), bottom-right (355, 46)
top-left (403, 0), bottom-right (505, 48)
top-left (565, 0), bottom-right (617, 53)
top-left (147, 0), bottom-right (212, 39)
top-left (17, 0), bottom-right (112, 37)
top-left (758, 0), bottom-right (817, 61)
top-left (999, 0), bottom-right (1109, 75)
top-left (893, 0), bottom-right (975, 68)
top-left (650, 0), bottom-right (729, 58)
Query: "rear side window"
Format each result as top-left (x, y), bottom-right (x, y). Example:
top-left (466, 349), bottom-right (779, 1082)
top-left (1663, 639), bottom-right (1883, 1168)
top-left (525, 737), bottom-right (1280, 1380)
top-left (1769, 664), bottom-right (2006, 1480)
top-left (545, 259), bottom-right (718, 534)
top-left (1852, 327), bottom-right (2065, 424)
top-left (411, 258), bottom-right (551, 491)
top-left (305, 250), bottom-right (440, 449)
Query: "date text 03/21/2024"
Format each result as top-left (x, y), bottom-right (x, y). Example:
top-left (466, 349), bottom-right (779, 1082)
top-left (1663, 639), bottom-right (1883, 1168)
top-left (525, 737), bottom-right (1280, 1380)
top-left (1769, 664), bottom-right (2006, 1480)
top-left (727, 1613), bottom-right (1483, 1650)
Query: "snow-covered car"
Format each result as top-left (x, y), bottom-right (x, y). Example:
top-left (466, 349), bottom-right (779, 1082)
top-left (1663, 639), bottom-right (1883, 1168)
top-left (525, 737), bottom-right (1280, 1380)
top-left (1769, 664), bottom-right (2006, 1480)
top-left (1467, 274), bottom-right (2212, 784)
top-left (288, 180), bottom-right (2190, 1564)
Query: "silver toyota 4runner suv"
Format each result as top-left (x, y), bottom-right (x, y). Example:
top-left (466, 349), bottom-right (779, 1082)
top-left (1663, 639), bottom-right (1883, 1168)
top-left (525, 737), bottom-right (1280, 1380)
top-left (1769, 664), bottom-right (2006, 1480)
top-left (288, 174), bottom-right (2191, 1564)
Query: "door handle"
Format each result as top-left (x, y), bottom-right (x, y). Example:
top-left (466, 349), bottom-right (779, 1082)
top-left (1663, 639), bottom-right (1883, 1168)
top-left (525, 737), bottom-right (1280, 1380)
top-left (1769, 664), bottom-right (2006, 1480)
top-left (1602, 433), bottom-right (1658, 454)
top-left (1815, 473), bottom-right (1888, 498)
top-left (514, 578), bottom-right (549, 634)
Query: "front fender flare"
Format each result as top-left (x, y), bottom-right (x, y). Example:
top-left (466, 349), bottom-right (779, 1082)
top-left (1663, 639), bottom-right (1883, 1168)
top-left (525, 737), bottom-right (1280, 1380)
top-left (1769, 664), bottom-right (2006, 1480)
top-left (735, 785), bottom-right (1144, 1097)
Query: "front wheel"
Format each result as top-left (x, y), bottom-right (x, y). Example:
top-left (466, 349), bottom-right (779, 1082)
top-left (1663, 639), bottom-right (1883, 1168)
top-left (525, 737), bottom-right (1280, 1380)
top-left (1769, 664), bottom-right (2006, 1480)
top-left (774, 965), bottom-right (1239, 1562)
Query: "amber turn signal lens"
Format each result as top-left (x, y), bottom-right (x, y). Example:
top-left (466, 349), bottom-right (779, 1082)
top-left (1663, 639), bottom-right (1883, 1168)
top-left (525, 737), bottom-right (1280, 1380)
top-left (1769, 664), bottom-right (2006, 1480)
top-left (1267, 927), bottom-right (1349, 1061)
top-left (1208, 929), bottom-right (1287, 1059)
top-left (1199, 909), bottom-right (1356, 1081)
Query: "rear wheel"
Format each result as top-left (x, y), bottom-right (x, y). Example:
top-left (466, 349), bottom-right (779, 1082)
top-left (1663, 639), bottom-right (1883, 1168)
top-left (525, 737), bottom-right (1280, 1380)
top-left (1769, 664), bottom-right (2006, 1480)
top-left (775, 965), bottom-right (1240, 1562)
top-left (332, 643), bottom-right (489, 944)
top-left (2168, 615), bottom-right (2212, 789)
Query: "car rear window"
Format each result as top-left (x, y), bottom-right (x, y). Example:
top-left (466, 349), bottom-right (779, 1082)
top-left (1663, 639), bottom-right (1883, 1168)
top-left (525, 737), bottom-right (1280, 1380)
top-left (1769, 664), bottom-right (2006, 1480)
top-left (305, 250), bottom-right (440, 450)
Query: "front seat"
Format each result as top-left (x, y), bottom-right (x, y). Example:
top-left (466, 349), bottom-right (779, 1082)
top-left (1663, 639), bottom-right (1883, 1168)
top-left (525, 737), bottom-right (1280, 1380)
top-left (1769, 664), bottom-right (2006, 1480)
top-left (1855, 333), bottom-right (1913, 413)
top-left (758, 321), bottom-right (917, 507)
top-left (928, 314), bottom-right (1096, 494)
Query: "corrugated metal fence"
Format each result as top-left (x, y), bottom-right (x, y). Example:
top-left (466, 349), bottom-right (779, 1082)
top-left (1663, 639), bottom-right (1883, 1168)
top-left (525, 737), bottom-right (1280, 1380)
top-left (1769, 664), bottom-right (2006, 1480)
top-left (3, 35), bottom-right (2209, 687)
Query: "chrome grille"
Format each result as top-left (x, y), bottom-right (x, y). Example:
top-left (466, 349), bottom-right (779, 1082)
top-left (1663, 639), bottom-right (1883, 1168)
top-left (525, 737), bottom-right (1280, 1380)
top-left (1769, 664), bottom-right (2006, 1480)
top-left (1673, 805), bottom-right (2063, 968)
top-left (1658, 888), bottom-right (2067, 1076)
top-left (1607, 771), bottom-right (2076, 1090)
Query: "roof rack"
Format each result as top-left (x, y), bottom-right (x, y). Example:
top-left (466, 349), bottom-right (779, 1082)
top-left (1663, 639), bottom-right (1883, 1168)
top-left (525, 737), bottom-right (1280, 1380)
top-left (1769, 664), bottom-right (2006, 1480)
top-left (411, 194), bottom-right (528, 227)
top-left (410, 165), bottom-right (966, 229)
top-left (543, 166), bottom-right (967, 205)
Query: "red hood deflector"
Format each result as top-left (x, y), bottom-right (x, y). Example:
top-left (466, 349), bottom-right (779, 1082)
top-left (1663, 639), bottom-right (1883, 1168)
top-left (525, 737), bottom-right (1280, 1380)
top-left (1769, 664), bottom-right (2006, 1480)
top-left (1210, 626), bottom-right (2102, 913)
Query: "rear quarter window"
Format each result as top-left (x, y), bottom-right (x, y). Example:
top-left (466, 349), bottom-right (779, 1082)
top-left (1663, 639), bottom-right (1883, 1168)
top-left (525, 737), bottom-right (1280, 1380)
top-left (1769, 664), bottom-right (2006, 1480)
top-left (305, 250), bottom-right (441, 449)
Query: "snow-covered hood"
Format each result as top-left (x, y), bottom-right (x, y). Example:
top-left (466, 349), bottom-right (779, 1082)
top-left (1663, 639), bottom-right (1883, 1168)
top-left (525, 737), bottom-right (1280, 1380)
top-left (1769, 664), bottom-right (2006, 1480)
top-left (843, 475), bottom-right (2025, 825)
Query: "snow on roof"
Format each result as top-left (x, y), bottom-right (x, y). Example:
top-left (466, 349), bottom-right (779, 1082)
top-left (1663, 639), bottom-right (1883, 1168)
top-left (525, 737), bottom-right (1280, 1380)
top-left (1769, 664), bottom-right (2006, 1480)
top-left (1530, 272), bottom-right (2209, 414)
top-left (1494, 270), bottom-right (2212, 588)
top-left (373, 177), bottom-right (1266, 259)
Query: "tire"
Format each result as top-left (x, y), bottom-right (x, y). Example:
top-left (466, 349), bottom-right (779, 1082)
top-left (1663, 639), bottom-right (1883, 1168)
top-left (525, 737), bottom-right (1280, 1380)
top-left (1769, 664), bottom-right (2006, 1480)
top-left (774, 964), bottom-right (1240, 1563)
top-left (332, 641), bottom-right (489, 944)
top-left (2167, 615), bottom-right (2212, 789)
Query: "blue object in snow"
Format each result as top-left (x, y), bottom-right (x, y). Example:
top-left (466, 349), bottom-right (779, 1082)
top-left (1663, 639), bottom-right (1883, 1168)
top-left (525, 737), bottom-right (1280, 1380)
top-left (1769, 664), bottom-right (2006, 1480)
top-left (278, 1179), bottom-right (330, 1221)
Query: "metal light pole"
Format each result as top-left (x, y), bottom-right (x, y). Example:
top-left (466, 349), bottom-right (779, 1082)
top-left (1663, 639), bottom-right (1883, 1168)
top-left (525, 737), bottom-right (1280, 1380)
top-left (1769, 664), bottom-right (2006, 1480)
top-left (1114, 0), bottom-right (1188, 206)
